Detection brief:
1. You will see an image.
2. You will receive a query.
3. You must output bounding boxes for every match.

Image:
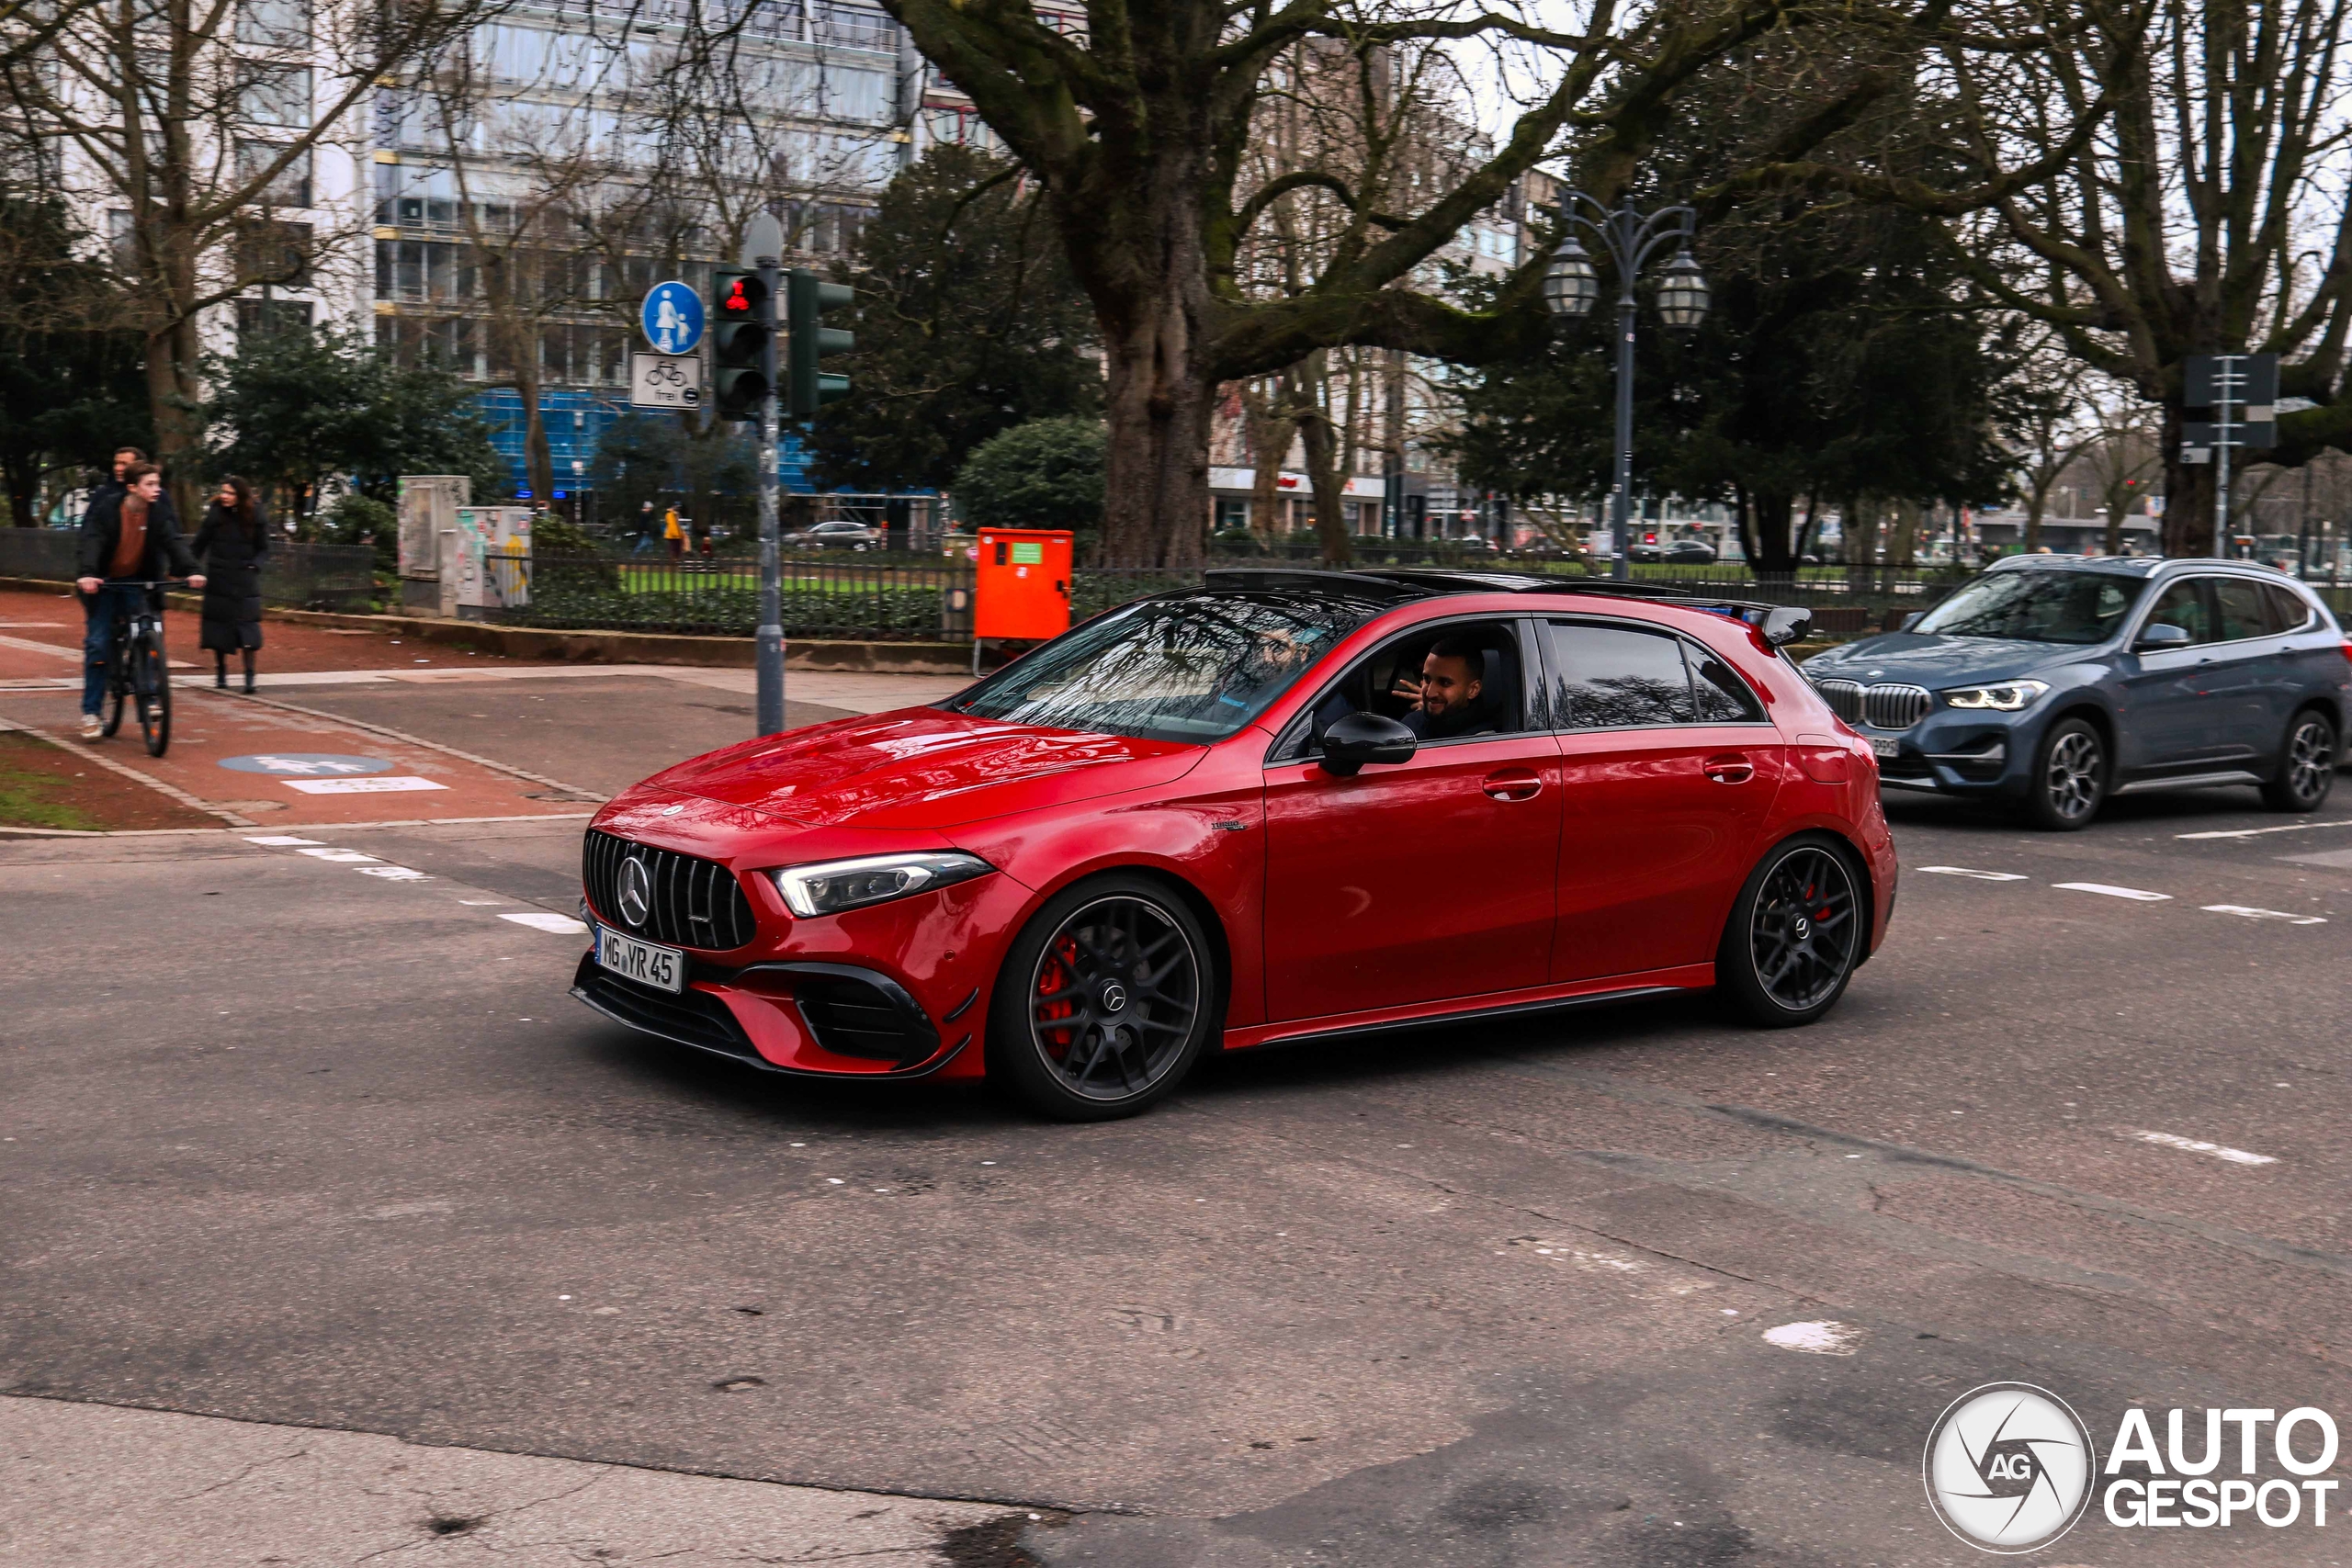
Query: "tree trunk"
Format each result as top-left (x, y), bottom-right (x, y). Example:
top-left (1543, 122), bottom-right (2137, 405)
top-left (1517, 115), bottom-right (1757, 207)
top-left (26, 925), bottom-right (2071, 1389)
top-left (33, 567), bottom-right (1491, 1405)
top-left (1242, 383), bottom-right (1290, 544)
top-left (145, 312), bottom-right (205, 524)
top-left (1747, 489), bottom-right (1800, 574)
top-left (2159, 414), bottom-right (2218, 557)
top-left (1088, 158), bottom-right (1215, 569)
top-left (1294, 389), bottom-right (1351, 567)
top-left (2022, 487), bottom-right (2047, 553)
top-left (1888, 499), bottom-right (1920, 568)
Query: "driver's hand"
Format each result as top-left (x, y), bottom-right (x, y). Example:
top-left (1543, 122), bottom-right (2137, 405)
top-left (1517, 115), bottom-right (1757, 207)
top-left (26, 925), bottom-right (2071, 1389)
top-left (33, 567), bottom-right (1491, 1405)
top-left (187, 575), bottom-right (206, 589)
top-left (1389, 673), bottom-right (1426, 707)
top-left (75, 576), bottom-right (101, 593)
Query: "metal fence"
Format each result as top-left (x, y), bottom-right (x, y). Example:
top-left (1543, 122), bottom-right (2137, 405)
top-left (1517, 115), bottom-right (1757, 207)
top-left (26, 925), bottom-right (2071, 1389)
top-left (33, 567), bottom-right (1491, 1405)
top-left (0, 527), bottom-right (377, 611)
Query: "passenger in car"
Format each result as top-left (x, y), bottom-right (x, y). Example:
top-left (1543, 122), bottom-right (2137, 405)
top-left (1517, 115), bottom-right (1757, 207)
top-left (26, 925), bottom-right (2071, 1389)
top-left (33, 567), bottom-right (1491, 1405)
top-left (1393, 637), bottom-right (1499, 739)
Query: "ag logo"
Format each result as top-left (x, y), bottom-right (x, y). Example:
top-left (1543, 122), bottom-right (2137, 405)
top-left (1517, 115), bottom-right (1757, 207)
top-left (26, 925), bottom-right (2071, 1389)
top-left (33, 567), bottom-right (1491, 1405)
top-left (617, 855), bottom-right (653, 928)
top-left (1923, 1382), bottom-right (2096, 1553)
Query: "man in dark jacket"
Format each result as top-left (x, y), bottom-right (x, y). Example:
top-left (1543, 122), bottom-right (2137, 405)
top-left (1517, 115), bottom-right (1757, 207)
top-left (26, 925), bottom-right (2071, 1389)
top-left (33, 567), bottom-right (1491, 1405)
top-left (74, 461), bottom-right (202, 740)
top-left (81, 446), bottom-right (145, 522)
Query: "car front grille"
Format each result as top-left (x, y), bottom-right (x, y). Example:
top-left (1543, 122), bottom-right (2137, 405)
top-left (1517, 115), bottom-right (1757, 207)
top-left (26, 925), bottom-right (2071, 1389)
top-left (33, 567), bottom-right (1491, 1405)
top-left (582, 829), bottom-right (757, 950)
top-left (1812, 677), bottom-right (1933, 731)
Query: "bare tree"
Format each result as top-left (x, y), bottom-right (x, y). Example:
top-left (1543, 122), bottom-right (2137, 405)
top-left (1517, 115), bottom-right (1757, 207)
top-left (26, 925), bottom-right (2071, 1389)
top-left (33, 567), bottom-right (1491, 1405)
top-left (2, 0), bottom-right (515, 499)
top-left (879, 0), bottom-right (1999, 564)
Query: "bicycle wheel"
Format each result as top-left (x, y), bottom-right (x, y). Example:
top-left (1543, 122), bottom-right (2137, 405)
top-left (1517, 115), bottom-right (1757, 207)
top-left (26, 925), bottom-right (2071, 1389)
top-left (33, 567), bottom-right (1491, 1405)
top-left (101, 639), bottom-right (129, 738)
top-left (136, 636), bottom-right (171, 756)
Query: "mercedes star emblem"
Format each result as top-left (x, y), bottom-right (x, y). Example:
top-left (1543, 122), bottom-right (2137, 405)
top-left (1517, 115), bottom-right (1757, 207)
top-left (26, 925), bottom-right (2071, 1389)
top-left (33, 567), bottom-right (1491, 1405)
top-left (617, 855), bottom-right (653, 928)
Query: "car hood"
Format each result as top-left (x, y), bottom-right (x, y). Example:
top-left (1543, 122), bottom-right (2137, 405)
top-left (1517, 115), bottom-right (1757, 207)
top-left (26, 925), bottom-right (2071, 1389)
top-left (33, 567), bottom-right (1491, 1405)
top-left (644, 706), bottom-right (1208, 829)
top-left (1804, 632), bottom-right (2102, 687)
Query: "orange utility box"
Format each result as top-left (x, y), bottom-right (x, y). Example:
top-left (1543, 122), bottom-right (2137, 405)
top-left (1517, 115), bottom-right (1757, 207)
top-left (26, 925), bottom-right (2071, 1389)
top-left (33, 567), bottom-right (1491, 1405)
top-left (973, 528), bottom-right (1073, 643)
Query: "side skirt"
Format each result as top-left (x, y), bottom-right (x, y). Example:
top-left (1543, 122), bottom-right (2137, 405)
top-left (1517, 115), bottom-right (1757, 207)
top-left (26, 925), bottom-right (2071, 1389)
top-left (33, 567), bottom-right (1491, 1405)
top-left (1223, 966), bottom-right (1711, 1054)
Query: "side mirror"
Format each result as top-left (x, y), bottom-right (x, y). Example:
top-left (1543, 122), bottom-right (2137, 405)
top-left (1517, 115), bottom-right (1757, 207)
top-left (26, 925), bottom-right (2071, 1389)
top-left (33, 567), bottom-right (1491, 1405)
top-left (1318, 712), bottom-right (1418, 777)
top-left (1760, 606), bottom-right (1813, 647)
top-left (1900, 612), bottom-right (1924, 632)
top-left (2136, 622), bottom-right (2193, 650)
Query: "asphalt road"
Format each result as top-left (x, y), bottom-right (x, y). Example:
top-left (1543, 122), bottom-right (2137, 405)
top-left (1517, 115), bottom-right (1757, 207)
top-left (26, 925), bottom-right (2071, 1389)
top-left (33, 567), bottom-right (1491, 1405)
top-left (7, 691), bottom-right (2352, 1566)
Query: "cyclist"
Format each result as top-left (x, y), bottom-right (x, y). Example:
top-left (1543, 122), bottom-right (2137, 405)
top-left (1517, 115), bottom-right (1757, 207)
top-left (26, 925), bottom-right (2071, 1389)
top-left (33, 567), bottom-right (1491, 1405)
top-left (74, 462), bottom-right (203, 741)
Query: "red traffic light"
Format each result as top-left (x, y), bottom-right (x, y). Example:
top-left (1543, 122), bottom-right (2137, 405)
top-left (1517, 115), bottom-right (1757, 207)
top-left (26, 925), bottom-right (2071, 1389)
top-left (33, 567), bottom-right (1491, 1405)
top-left (720, 278), bottom-right (753, 312)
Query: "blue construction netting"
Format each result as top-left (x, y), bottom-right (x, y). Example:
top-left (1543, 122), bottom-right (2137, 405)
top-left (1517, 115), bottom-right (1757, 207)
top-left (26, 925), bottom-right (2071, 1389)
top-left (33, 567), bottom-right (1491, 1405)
top-left (475, 389), bottom-right (821, 498)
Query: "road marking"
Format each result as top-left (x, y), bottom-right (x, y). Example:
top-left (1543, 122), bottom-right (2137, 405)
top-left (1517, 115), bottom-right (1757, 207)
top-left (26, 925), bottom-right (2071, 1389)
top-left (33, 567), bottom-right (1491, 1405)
top-left (2053, 882), bottom-right (2171, 901)
top-left (355, 866), bottom-right (431, 881)
top-left (1763, 1320), bottom-right (1862, 1355)
top-left (2202, 904), bottom-right (2328, 925)
top-left (1917, 866), bottom-right (2030, 881)
top-left (501, 911), bottom-right (587, 934)
top-left (2178, 819), bottom-right (2352, 840)
top-left (280, 775), bottom-right (449, 795)
top-left (243, 835), bottom-right (322, 846)
top-left (292, 848), bottom-right (379, 863)
top-left (2131, 1130), bottom-right (2278, 1166)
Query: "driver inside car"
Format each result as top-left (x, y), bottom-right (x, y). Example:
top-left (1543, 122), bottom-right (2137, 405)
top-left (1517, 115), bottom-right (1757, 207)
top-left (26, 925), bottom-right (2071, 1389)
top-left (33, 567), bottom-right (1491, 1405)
top-left (1391, 637), bottom-right (1498, 739)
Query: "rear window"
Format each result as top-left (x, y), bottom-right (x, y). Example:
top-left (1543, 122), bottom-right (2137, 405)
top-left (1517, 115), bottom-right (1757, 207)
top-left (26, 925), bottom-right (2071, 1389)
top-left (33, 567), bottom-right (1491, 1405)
top-left (940, 592), bottom-right (1374, 742)
top-left (1914, 570), bottom-right (2145, 644)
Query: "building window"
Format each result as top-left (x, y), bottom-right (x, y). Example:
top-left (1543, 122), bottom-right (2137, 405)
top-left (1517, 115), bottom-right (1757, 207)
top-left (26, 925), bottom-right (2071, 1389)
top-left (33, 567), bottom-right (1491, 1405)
top-left (236, 299), bottom-right (312, 340)
top-left (238, 63), bottom-right (311, 127)
top-left (239, 220), bottom-right (312, 288)
top-left (374, 238), bottom-right (473, 302)
top-left (236, 0), bottom-right (311, 47)
top-left (107, 209), bottom-right (137, 272)
top-left (235, 140), bottom-right (311, 207)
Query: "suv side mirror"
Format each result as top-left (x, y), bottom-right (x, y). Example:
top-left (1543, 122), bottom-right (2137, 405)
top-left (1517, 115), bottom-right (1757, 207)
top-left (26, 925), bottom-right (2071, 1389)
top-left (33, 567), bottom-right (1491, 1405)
top-left (2136, 622), bottom-right (2193, 650)
top-left (1900, 612), bottom-right (1924, 632)
top-left (1318, 712), bottom-right (1418, 777)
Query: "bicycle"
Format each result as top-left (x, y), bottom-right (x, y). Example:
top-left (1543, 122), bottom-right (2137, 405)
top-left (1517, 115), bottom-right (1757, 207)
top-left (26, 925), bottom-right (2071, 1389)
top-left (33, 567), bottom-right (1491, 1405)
top-left (97, 579), bottom-right (185, 757)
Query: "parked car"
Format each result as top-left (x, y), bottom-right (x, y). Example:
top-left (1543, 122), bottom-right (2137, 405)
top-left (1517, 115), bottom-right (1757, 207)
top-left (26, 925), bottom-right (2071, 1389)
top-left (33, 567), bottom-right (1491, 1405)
top-left (572, 568), bottom-right (1895, 1119)
top-left (789, 521), bottom-right (879, 551)
top-left (1629, 538), bottom-right (1718, 565)
top-left (1801, 555), bottom-right (2350, 829)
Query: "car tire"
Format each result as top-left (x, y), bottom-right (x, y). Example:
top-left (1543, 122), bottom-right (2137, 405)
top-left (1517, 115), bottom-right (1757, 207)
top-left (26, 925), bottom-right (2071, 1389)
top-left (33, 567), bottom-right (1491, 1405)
top-left (2259, 708), bottom-right (2338, 812)
top-left (1715, 833), bottom-right (1867, 1028)
top-left (2021, 716), bottom-right (2106, 830)
top-left (987, 874), bottom-right (1220, 1122)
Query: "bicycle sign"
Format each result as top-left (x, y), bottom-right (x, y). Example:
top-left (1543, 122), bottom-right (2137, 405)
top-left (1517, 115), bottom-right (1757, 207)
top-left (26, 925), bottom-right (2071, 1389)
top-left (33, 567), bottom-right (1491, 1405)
top-left (630, 351), bottom-right (703, 411)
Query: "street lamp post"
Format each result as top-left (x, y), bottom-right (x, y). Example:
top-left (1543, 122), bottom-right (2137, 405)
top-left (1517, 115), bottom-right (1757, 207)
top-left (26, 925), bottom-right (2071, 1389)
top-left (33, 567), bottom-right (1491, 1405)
top-left (1544, 193), bottom-right (1710, 581)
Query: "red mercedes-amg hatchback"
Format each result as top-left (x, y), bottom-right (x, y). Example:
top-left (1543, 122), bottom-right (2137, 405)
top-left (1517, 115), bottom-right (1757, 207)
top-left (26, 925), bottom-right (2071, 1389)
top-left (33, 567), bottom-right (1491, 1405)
top-left (572, 570), bottom-right (1896, 1119)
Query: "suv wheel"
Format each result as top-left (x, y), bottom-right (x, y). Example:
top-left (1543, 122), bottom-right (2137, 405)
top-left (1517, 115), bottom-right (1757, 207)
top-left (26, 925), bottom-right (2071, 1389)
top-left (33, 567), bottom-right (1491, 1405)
top-left (2024, 716), bottom-right (2106, 830)
top-left (2260, 709), bottom-right (2338, 812)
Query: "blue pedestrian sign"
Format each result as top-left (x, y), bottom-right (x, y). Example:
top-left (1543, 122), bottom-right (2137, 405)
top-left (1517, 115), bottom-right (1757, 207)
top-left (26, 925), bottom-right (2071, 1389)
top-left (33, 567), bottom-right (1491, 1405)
top-left (641, 281), bottom-right (704, 355)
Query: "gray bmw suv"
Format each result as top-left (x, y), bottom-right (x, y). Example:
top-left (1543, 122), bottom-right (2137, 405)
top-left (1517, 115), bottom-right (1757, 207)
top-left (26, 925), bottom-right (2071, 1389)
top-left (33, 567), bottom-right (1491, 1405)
top-left (1801, 557), bottom-right (2350, 829)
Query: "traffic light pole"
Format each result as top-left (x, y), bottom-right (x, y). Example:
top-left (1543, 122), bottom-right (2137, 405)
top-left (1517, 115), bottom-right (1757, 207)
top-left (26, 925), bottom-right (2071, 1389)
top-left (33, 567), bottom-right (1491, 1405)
top-left (755, 258), bottom-right (786, 737)
top-left (2211, 355), bottom-right (2239, 560)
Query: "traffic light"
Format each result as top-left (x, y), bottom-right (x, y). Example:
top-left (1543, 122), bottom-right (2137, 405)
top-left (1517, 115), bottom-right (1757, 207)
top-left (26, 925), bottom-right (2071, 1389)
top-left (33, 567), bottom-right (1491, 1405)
top-left (708, 265), bottom-right (773, 422)
top-left (786, 269), bottom-right (854, 418)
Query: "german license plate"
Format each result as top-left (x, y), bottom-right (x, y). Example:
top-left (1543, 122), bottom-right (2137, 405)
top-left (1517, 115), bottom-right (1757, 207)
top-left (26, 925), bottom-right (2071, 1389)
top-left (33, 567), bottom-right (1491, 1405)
top-left (596, 924), bottom-right (684, 993)
top-left (1871, 736), bottom-right (1900, 759)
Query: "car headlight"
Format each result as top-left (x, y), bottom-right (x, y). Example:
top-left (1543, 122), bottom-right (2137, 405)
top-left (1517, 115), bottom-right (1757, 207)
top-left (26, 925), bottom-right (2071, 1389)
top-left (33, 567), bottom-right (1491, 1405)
top-left (768, 852), bottom-right (994, 918)
top-left (1939, 679), bottom-right (2049, 711)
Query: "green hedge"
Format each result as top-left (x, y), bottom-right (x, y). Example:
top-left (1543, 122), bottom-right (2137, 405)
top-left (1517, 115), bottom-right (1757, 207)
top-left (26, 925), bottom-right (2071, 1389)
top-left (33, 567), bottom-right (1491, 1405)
top-left (512, 582), bottom-right (946, 639)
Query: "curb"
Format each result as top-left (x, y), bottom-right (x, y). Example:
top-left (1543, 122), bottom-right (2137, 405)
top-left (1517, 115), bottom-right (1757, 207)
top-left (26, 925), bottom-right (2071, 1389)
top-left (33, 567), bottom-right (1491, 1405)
top-left (0, 575), bottom-right (974, 672)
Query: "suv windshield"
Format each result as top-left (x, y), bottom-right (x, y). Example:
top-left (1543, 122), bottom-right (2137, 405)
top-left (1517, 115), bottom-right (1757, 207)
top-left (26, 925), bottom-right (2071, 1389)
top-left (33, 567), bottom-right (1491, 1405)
top-left (942, 592), bottom-right (1374, 742)
top-left (1913, 570), bottom-right (2146, 644)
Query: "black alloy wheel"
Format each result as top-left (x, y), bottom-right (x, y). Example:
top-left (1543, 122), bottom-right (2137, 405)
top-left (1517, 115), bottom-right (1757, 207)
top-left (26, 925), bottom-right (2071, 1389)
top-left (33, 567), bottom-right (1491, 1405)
top-left (136, 637), bottom-right (171, 757)
top-left (2260, 710), bottom-right (2338, 812)
top-left (1717, 835), bottom-right (1864, 1027)
top-left (2023, 716), bottom-right (2106, 831)
top-left (989, 876), bottom-right (1216, 1120)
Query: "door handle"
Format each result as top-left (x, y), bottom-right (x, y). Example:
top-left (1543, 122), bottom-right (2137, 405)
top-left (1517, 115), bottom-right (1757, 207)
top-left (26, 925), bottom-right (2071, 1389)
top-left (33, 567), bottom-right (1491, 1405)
top-left (1702, 753), bottom-right (1755, 784)
top-left (1481, 768), bottom-right (1544, 801)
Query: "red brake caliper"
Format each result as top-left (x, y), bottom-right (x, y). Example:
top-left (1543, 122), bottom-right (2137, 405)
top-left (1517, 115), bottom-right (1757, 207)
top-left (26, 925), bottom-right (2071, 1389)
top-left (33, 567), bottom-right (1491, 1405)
top-left (1036, 937), bottom-right (1080, 1058)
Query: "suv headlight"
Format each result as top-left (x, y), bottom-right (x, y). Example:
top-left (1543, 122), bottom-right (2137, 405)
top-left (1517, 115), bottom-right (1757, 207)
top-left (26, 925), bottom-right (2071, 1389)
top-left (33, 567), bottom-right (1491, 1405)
top-left (1939, 679), bottom-right (2049, 711)
top-left (768, 852), bottom-right (994, 918)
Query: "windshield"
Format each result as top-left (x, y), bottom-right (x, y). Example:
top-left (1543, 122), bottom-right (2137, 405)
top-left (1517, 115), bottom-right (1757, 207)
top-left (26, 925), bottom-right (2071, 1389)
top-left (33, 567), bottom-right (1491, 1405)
top-left (1913, 570), bottom-right (2145, 644)
top-left (942, 592), bottom-right (1372, 742)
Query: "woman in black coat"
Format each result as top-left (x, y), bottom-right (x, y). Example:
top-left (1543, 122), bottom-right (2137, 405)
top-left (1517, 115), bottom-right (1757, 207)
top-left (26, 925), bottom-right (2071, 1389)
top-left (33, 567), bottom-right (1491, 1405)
top-left (191, 476), bottom-right (269, 691)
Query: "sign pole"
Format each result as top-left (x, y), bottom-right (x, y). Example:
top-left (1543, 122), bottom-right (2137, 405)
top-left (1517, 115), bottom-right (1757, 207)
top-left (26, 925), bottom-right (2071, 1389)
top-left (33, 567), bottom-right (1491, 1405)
top-left (2214, 355), bottom-right (2235, 560)
top-left (746, 218), bottom-right (787, 737)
